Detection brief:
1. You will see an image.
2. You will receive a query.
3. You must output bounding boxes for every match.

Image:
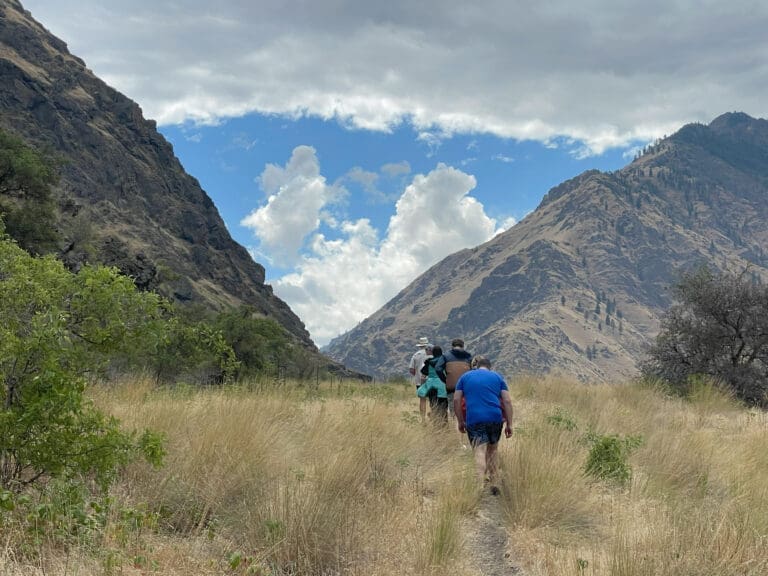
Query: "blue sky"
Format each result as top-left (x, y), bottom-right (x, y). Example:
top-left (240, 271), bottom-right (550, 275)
top-left (158, 116), bottom-right (630, 344)
top-left (22, 0), bottom-right (768, 345)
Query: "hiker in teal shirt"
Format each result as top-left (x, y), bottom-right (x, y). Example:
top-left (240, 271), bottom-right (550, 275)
top-left (417, 345), bottom-right (448, 423)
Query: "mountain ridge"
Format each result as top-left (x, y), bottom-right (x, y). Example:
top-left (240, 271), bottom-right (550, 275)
top-left (0, 0), bottom-right (316, 350)
top-left (326, 112), bottom-right (768, 381)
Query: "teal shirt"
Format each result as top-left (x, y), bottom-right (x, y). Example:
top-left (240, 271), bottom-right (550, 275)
top-left (423, 357), bottom-right (448, 398)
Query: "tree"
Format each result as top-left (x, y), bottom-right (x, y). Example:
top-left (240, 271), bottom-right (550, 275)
top-left (0, 128), bottom-right (60, 254)
top-left (215, 307), bottom-right (288, 378)
top-left (0, 232), bottom-right (164, 490)
top-left (145, 307), bottom-right (239, 384)
top-left (642, 266), bottom-right (768, 405)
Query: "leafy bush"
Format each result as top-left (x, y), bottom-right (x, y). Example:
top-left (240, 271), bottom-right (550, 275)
top-left (144, 307), bottom-right (239, 384)
top-left (0, 232), bottom-right (164, 491)
top-left (583, 432), bottom-right (643, 485)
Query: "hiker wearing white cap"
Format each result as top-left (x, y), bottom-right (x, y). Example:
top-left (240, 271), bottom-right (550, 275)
top-left (409, 337), bottom-right (431, 421)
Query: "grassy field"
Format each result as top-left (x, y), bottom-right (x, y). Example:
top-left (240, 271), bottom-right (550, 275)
top-left (2, 374), bottom-right (767, 575)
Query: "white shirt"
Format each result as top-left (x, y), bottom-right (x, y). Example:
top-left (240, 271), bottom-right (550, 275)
top-left (409, 348), bottom-right (428, 386)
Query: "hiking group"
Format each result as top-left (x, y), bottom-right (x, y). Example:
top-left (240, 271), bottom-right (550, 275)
top-left (409, 337), bottom-right (514, 493)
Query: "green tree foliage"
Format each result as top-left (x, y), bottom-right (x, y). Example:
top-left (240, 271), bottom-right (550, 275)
top-left (214, 306), bottom-right (288, 379)
top-left (145, 308), bottom-right (239, 384)
top-left (0, 232), bottom-right (164, 491)
top-left (642, 266), bottom-right (768, 405)
top-left (0, 128), bottom-right (60, 254)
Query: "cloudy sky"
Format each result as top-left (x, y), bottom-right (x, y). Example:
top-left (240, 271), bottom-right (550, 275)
top-left (22, 0), bottom-right (768, 346)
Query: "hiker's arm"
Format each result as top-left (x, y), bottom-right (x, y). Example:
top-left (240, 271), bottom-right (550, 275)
top-left (453, 390), bottom-right (465, 433)
top-left (500, 390), bottom-right (514, 438)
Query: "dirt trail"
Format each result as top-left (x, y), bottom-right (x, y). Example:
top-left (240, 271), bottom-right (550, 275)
top-left (463, 492), bottom-right (523, 576)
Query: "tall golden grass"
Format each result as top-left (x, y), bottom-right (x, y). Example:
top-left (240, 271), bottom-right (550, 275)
top-left (502, 376), bottom-right (768, 576)
top-left (1, 374), bottom-right (767, 575)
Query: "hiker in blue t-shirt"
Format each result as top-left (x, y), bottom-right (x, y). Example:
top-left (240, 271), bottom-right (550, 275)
top-left (453, 356), bottom-right (514, 492)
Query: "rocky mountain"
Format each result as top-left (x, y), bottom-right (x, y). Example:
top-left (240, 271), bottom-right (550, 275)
top-left (0, 1), bottom-right (314, 348)
top-left (326, 112), bottom-right (768, 382)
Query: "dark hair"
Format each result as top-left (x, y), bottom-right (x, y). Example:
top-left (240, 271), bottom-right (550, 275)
top-left (431, 345), bottom-right (443, 357)
top-left (473, 355), bottom-right (492, 369)
top-left (451, 338), bottom-right (464, 348)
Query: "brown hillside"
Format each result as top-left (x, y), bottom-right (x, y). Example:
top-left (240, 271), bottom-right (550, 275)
top-left (326, 112), bottom-right (768, 381)
top-left (0, 0), bottom-right (314, 348)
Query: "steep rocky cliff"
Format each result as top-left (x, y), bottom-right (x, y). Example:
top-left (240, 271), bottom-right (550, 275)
top-left (0, 0), bottom-right (314, 348)
top-left (326, 112), bottom-right (768, 382)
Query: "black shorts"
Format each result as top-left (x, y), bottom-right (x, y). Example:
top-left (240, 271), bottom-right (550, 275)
top-left (466, 421), bottom-right (503, 446)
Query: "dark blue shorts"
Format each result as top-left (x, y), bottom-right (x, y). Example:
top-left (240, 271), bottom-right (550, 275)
top-left (466, 422), bottom-right (503, 446)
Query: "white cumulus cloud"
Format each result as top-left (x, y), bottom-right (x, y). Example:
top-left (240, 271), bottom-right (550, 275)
top-left (266, 162), bottom-right (499, 345)
top-left (240, 146), bottom-right (343, 265)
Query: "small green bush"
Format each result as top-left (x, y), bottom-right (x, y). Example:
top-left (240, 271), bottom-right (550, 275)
top-left (546, 407), bottom-right (579, 431)
top-left (583, 432), bottom-right (643, 485)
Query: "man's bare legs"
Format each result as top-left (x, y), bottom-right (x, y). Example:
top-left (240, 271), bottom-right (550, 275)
top-left (473, 442), bottom-right (488, 479)
top-left (419, 397), bottom-right (427, 422)
top-left (486, 442), bottom-right (499, 482)
top-left (472, 442), bottom-right (500, 494)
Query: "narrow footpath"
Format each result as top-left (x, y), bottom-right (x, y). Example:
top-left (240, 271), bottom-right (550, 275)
top-left (463, 492), bottom-right (523, 576)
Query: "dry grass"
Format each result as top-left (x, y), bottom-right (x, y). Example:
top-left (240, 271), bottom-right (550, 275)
top-left (501, 376), bottom-right (768, 576)
top-left (2, 375), bottom-right (767, 575)
top-left (1, 377), bottom-right (476, 575)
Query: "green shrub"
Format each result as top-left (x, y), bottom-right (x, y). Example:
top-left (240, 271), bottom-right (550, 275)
top-left (0, 232), bottom-right (164, 491)
top-left (546, 407), bottom-right (579, 431)
top-left (583, 432), bottom-right (643, 485)
top-left (214, 306), bottom-right (288, 378)
top-left (144, 308), bottom-right (239, 384)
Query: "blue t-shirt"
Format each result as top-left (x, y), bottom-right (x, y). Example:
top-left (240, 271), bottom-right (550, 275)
top-left (456, 368), bottom-right (508, 426)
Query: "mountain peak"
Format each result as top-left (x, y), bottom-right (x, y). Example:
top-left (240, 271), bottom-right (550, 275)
top-left (709, 111), bottom-right (759, 131)
top-left (327, 112), bottom-right (768, 382)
